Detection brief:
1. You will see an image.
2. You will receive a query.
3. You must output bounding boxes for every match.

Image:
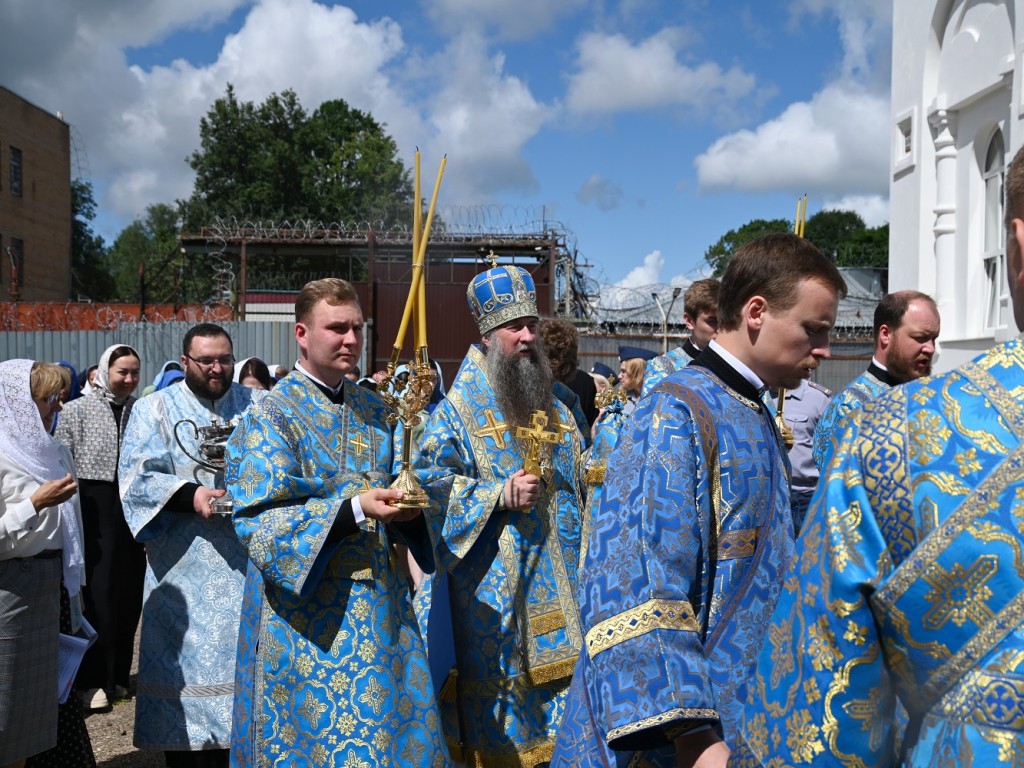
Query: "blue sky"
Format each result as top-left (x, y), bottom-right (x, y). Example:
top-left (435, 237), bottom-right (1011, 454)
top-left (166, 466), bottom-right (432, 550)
top-left (0, 0), bottom-right (892, 300)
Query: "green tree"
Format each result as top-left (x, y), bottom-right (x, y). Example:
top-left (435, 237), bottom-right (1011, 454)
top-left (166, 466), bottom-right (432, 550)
top-left (803, 209), bottom-right (866, 261)
top-left (108, 204), bottom-right (186, 302)
top-left (71, 179), bottom-right (115, 300)
top-left (300, 99), bottom-right (414, 226)
top-left (183, 85), bottom-right (413, 228)
top-left (837, 224), bottom-right (889, 269)
top-left (703, 218), bottom-right (791, 276)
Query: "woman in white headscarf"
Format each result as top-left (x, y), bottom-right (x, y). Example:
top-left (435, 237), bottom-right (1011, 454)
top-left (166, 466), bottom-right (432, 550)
top-left (54, 344), bottom-right (142, 713)
top-left (232, 357), bottom-right (272, 390)
top-left (0, 360), bottom-right (89, 768)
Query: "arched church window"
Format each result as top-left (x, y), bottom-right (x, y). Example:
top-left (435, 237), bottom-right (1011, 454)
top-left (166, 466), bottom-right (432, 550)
top-left (983, 129), bottom-right (1005, 330)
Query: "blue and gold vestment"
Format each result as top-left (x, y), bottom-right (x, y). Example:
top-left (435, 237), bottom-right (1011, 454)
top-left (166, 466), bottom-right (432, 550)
top-left (811, 366), bottom-right (888, 471)
top-left (118, 381), bottom-right (263, 750)
top-left (641, 345), bottom-right (692, 396)
top-left (551, 358), bottom-right (793, 767)
top-left (225, 373), bottom-right (449, 768)
top-left (580, 395), bottom-right (625, 568)
top-left (415, 345), bottom-right (586, 767)
top-left (746, 337), bottom-right (1024, 766)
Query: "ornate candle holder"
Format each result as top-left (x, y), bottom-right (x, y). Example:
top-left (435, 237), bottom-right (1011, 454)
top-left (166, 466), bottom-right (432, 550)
top-left (377, 348), bottom-right (437, 509)
top-left (173, 416), bottom-right (237, 514)
top-left (594, 387), bottom-right (627, 410)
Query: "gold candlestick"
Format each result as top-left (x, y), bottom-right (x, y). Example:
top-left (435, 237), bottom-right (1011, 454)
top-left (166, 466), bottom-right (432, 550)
top-left (378, 348), bottom-right (437, 509)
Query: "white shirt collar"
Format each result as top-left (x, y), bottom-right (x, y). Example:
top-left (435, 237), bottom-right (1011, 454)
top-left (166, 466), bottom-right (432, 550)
top-left (871, 357), bottom-right (888, 371)
top-left (295, 361), bottom-right (343, 397)
top-left (709, 339), bottom-right (765, 393)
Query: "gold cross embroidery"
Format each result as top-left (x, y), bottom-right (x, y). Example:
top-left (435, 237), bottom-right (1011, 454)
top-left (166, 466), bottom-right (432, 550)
top-left (475, 410), bottom-right (509, 449)
top-left (515, 410), bottom-right (562, 477)
top-left (349, 433), bottom-right (369, 456)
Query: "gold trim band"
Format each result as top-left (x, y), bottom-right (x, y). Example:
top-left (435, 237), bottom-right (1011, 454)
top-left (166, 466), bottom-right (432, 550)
top-left (717, 528), bottom-right (759, 560)
top-left (530, 610), bottom-right (567, 636)
top-left (607, 707), bottom-right (719, 744)
top-left (586, 599), bottom-right (698, 659)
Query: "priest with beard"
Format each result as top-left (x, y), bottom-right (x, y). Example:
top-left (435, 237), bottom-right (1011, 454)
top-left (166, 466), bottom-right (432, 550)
top-left (415, 261), bottom-right (586, 767)
top-left (118, 324), bottom-right (265, 768)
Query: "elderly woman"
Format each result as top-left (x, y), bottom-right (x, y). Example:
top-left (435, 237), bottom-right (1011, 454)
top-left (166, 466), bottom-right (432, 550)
top-left (55, 344), bottom-right (142, 711)
top-left (0, 360), bottom-right (90, 768)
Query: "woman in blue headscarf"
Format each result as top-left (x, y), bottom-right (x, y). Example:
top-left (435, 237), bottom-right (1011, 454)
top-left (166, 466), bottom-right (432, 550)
top-left (56, 361), bottom-right (80, 403)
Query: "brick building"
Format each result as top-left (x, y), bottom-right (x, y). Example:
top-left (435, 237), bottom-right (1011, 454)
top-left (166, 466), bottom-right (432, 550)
top-left (0, 86), bottom-right (71, 300)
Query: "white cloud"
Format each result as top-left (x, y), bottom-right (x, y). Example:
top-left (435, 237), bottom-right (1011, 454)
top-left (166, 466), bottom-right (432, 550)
top-left (694, 1), bottom-right (891, 200)
top-left (821, 194), bottom-right (890, 227)
top-left (788, 0), bottom-right (892, 85)
top-left (599, 250), bottom-right (698, 311)
top-left (426, 31), bottom-right (551, 201)
top-left (1, 0), bottom-right (422, 231)
top-left (618, 250), bottom-right (665, 288)
top-left (0, 0), bottom-right (556, 235)
top-left (426, 0), bottom-right (587, 41)
top-left (566, 29), bottom-right (756, 115)
top-left (577, 175), bottom-right (623, 211)
top-left (695, 82), bottom-right (889, 195)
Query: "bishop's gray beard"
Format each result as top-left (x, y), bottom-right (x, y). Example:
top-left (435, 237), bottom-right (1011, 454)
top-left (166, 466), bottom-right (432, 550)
top-left (484, 340), bottom-right (554, 427)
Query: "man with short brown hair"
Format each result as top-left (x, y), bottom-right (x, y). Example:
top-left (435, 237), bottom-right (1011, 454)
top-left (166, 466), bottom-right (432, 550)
top-left (119, 323), bottom-right (262, 767)
top-left (225, 278), bottom-right (447, 766)
top-left (552, 233), bottom-right (846, 768)
top-left (643, 278), bottom-right (720, 396)
top-left (811, 289), bottom-right (940, 470)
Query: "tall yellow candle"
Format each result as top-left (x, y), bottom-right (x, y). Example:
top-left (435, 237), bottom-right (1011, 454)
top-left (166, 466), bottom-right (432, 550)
top-left (394, 151), bottom-right (425, 355)
top-left (417, 254), bottom-right (427, 348)
top-left (413, 150), bottom-right (423, 348)
top-left (413, 155), bottom-right (445, 349)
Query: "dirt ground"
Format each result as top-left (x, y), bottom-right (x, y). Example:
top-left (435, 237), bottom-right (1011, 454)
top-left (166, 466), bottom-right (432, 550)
top-left (83, 628), bottom-right (163, 768)
top-left (85, 693), bottom-right (163, 768)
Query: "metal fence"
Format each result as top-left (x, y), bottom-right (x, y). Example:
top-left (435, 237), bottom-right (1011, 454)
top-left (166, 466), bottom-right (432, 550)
top-left (0, 321), bottom-right (302, 387)
top-left (1, 323), bottom-right (870, 397)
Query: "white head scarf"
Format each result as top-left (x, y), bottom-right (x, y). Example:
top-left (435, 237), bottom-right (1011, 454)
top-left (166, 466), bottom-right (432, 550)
top-left (93, 343), bottom-right (141, 406)
top-left (232, 358), bottom-right (252, 383)
top-left (0, 360), bottom-right (85, 595)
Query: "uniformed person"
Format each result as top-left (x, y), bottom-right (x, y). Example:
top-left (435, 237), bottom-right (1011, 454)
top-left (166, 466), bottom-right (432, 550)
top-left (773, 377), bottom-right (831, 534)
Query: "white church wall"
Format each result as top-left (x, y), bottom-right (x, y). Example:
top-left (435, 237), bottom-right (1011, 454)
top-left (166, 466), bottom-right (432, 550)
top-left (890, 0), bottom-right (1023, 372)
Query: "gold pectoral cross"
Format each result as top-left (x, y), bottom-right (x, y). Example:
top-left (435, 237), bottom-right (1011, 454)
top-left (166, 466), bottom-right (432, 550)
top-left (514, 410), bottom-right (562, 478)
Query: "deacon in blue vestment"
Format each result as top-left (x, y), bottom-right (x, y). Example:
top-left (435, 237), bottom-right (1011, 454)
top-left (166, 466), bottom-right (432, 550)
top-left (225, 279), bottom-right (448, 768)
top-left (415, 262), bottom-right (586, 767)
top-left (551, 234), bottom-right (847, 768)
top-left (642, 278), bottom-right (720, 396)
top-left (745, 145), bottom-right (1024, 768)
top-left (811, 290), bottom-right (940, 471)
top-left (119, 324), bottom-right (263, 763)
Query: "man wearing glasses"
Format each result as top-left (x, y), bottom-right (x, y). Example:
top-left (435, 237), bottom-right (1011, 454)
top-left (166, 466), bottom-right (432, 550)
top-left (118, 323), bottom-right (265, 768)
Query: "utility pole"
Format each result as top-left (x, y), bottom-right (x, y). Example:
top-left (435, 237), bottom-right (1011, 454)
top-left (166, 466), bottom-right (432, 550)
top-left (651, 286), bottom-right (682, 354)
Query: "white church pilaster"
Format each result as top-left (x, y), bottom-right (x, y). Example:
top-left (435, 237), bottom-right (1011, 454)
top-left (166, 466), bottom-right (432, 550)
top-left (931, 108), bottom-right (958, 332)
